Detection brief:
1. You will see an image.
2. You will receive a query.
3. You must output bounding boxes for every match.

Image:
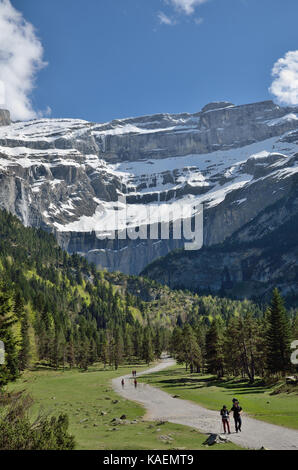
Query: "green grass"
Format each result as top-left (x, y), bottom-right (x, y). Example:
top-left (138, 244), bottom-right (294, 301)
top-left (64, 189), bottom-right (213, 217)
top-left (7, 363), bottom-right (242, 450)
top-left (139, 365), bottom-right (298, 430)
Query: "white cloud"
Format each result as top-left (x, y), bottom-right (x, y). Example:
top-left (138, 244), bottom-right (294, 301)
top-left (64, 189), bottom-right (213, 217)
top-left (166, 0), bottom-right (209, 15)
top-left (158, 11), bottom-right (176, 25)
top-left (0, 0), bottom-right (47, 120)
top-left (158, 0), bottom-right (208, 26)
top-left (270, 51), bottom-right (298, 106)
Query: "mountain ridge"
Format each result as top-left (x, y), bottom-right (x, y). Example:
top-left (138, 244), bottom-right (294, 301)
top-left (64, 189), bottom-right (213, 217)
top-left (0, 99), bottom-right (298, 280)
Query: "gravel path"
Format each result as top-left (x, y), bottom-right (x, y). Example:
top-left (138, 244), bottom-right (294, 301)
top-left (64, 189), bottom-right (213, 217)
top-left (112, 358), bottom-right (298, 450)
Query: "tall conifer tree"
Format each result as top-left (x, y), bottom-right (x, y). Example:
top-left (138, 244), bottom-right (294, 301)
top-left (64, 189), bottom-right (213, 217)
top-left (266, 289), bottom-right (291, 375)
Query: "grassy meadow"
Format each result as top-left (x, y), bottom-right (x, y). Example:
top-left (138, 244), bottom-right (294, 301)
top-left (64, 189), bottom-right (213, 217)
top-left (6, 363), bottom-right (242, 450)
top-left (139, 365), bottom-right (298, 430)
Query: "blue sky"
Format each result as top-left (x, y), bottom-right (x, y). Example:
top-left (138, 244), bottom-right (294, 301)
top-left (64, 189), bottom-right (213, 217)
top-left (4, 0), bottom-right (298, 122)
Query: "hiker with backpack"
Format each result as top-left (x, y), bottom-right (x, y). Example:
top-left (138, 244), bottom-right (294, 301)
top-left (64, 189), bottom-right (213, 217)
top-left (220, 405), bottom-right (231, 434)
top-left (230, 400), bottom-right (243, 433)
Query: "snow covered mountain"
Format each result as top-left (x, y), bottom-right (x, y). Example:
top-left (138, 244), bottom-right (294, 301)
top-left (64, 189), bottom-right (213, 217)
top-left (0, 101), bottom-right (298, 284)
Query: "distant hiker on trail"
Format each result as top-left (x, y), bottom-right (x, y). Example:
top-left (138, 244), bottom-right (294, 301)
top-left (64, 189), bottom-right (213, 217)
top-left (220, 405), bottom-right (231, 434)
top-left (121, 379), bottom-right (125, 389)
top-left (230, 401), bottom-right (242, 433)
top-left (134, 378), bottom-right (137, 388)
top-left (132, 370), bottom-right (137, 377)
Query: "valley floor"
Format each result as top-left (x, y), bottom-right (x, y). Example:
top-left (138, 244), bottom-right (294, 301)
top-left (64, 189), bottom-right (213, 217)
top-left (7, 362), bottom-right (240, 450)
top-left (116, 359), bottom-right (298, 450)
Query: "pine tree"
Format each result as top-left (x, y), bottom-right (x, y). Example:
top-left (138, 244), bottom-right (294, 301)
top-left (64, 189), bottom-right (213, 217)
top-left (154, 329), bottom-right (163, 359)
top-left (132, 324), bottom-right (142, 359)
top-left (50, 329), bottom-right (65, 369)
top-left (195, 324), bottom-right (207, 372)
top-left (36, 310), bottom-right (54, 362)
top-left (181, 324), bottom-right (202, 373)
top-left (205, 319), bottom-right (224, 378)
top-left (266, 289), bottom-right (291, 375)
top-left (0, 282), bottom-right (19, 387)
top-left (113, 328), bottom-right (124, 370)
top-left (88, 338), bottom-right (98, 366)
top-left (142, 328), bottom-right (154, 365)
top-left (169, 327), bottom-right (183, 358)
top-left (123, 328), bottom-right (134, 362)
top-left (100, 334), bottom-right (108, 368)
top-left (19, 312), bottom-right (31, 370)
top-left (238, 313), bottom-right (260, 382)
top-left (224, 316), bottom-right (242, 377)
top-left (66, 340), bottom-right (75, 368)
top-left (77, 339), bottom-right (89, 371)
top-left (106, 330), bottom-right (114, 367)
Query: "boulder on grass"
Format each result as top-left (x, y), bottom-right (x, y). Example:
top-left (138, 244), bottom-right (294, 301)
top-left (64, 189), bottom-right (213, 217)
top-left (111, 418), bottom-right (122, 425)
top-left (203, 434), bottom-right (229, 446)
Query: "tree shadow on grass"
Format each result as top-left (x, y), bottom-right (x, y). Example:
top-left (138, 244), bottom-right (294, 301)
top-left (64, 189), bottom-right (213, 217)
top-left (148, 373), bottom-right (272, 395)
top-left (214, 378), bottom-right (272, 393)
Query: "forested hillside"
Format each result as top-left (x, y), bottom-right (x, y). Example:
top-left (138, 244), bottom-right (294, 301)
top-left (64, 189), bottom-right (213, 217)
top-left (0, 208), bottom-right (297, 390)
top-left (0, 209), bottom-right (171, 387)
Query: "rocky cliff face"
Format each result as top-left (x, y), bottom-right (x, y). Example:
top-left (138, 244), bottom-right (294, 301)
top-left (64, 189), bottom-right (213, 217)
top-left (0, 109), bottom-right (10, 126)
top-left (143, 176), bottom-right (298, 303)
top-left (0, 101), bottom-right (298, 280)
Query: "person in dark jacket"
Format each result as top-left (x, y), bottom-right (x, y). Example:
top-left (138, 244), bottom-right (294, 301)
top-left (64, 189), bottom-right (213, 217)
top-left (230, 401), bottom-right (242, 432)
top-left (220, 405), bottom-right (231, 434)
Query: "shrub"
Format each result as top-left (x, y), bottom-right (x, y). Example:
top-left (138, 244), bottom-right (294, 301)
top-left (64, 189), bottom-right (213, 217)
top-left (0, 392), bottom-right (75, 450)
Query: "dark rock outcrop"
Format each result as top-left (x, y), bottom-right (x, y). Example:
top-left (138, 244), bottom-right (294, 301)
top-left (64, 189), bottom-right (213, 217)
top-left (143, 175), bottom-right (298, 302)
top-left (0, 109), bottom-right (10, 126)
